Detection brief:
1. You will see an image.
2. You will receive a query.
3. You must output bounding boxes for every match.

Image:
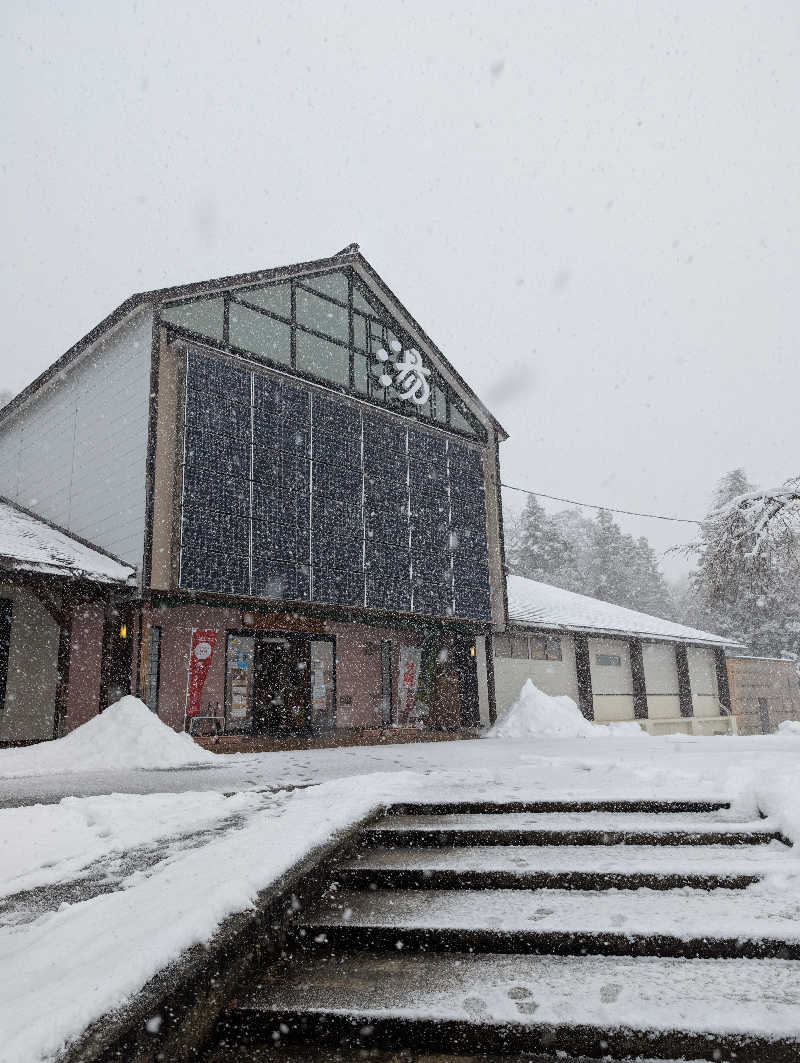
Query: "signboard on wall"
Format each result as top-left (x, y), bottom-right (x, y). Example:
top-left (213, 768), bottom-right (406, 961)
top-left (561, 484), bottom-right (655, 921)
top-left (396, 645), bottom-right (422, 726)
top-left (185, 629), bottom-right (218, 717)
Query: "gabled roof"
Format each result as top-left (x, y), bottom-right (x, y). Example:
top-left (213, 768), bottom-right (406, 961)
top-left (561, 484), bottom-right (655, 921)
top-left (0, 245), bottom-right (507, 440)
top-left (0, 497), bottom-right (136, 586)
top-left (507, 573), bottom-right (740, 647)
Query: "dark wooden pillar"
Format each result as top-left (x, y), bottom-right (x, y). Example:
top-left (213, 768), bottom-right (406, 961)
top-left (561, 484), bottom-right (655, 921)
top-left (53, 591), bottom-right (74, 740)
top-left (714, 646), bottom-right (732, 714)
top-left (630, 638), bottom-right (648, 720)
top-left (676, 643), bottom-right (693, 717)
top-left (574, 634), bottom-right (594, 720)
top-left (486, 636), bottom-right (498, 726)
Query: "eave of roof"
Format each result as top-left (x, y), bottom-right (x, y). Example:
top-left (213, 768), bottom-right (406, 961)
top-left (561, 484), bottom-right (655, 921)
top-left (0, 496), bottom-right (137, 587)
top-left (0, 245), bottom-right (508, 440)
top-left (506, 574), bottom-right (742, 648)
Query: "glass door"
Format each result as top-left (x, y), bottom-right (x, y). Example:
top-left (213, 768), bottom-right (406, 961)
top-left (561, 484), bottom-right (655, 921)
top-left (309, 637), bottom-right (336, 732)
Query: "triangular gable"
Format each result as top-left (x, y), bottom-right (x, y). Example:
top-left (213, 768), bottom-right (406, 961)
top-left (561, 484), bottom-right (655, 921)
top-left (159, 255), bottom-right (491, 442)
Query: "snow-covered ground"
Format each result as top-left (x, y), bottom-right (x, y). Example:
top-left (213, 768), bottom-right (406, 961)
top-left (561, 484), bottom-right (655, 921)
top-left (0, 693), bottom-right (799, 1062)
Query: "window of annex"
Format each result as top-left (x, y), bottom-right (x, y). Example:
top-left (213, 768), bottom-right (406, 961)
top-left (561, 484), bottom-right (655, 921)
top-left (160, 268), bottom-right (486, 441)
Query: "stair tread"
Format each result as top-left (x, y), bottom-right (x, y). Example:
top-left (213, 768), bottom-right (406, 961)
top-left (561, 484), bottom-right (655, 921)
top-left (375, 811), bottom-right (770, 832)
top-left (338, 841), bottom-right (791, 877)
top-left (238, 951), bottom-right (800, 1039)
top-left (303, 886), bottom-right (800, 943)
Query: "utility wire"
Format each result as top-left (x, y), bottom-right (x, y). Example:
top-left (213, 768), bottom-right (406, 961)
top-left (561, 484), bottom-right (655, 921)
top-left (500, 482), bottom-right (702, 525)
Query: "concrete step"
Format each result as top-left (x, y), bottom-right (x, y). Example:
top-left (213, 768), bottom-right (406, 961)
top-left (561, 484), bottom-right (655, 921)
top-left (206, 1045), bottom-right (703, 1062)
top-left (222, 950), bottom-right (800, 1062)
top-left (207, 1044), bottom-right (702, 1062)
top-left (334, 840), bottom-right (792, 891)
top-left (367, 811), bottom-right (782, 847)
top-left (299, 886), bottom-right (800, 959)
top-left (385, 800), bottom-right (733, 815)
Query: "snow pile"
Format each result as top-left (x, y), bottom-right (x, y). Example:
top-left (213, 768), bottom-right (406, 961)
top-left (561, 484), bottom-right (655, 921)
top-left (487, 679), bottom-right (646, 740)
top-left (777, 719), bottom-right (800, 736)
top-left (0, 697), bottom-right (217, 777)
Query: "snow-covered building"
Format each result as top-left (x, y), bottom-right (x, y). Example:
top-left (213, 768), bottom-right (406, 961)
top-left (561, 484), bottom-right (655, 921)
top-left (0, 246), bottom-right (507, 744)
top-left (0, 498), bottom-right (136, 742)
top-left (493, 575), bottom-right (740, 736)
top-left (726, 655), bottom-right (800, 735)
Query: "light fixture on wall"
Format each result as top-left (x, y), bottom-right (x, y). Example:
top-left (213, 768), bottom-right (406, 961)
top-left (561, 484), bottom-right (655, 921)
top-left (119, 624), bottom-right (128, 639)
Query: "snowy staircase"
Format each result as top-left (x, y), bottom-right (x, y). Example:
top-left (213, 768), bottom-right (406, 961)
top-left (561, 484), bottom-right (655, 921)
top-left (211, 800), bottom-right (800, 1062)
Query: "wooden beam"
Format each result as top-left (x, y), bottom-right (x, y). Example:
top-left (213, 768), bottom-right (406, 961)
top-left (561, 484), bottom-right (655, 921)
top-left (53, 592), bottom-right (74, 740)
top-left (676, 644), bottom-right (693, 717)
top-left (574, 634), bottom-right (594, 720)
top-left (630, 638), bottom-right (648, 720)
top-left (714, 647), bottom-right (733, 714)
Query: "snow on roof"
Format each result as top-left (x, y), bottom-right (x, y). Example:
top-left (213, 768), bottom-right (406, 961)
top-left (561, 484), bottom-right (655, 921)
top-left (0, 498), bottom-right (136, 585)
top-left (507, 574), bottom-right (736, 647)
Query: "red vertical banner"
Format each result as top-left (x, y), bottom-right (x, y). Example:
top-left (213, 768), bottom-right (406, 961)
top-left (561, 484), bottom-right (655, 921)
top-left (185, 630), bottom-right (218, 718)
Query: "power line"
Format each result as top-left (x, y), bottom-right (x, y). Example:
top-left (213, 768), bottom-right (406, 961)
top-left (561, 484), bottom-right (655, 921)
top-left (500, 482), bottom-right (702, 525)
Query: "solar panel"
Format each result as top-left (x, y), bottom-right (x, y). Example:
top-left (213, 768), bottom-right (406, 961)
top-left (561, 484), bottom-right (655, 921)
top-left (180, 350), bottom-right (492, 619)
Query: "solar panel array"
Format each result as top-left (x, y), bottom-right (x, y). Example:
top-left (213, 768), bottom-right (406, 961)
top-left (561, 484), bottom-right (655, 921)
top-left (180, 350), bottom-right (491, 619)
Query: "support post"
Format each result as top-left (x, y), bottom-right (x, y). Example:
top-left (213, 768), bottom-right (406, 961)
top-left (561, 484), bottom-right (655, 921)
top-left (486, 635), bottom-right (498, 726)
top-left (630, 638), bottom-right (648, 720)
top-left (53, 591), bottom-right (73, 739)
top-left (676, 643), bottom-right (693, 717)
top-left (714, 646), bottom-right (732, 715)
top-left (574, 634), bottom-right (594, 720)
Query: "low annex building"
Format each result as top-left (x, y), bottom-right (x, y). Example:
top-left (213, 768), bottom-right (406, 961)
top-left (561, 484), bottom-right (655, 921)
top-left (0, 498), bottom-right (136, 743)
top-left (726, 655), bottom-right (800, 735)
top-left (494, 575), bottom-right (739, 736)
top-left (0, 246), bottom-right (507, 746)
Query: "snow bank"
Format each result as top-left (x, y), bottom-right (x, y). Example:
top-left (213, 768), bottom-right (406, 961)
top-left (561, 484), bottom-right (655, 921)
top-left (0, 697), bottom-right (216, 777)
top-left (487, 679), bottom-right (646, 740)
top-left (777, 719), bottom-right (800, 736)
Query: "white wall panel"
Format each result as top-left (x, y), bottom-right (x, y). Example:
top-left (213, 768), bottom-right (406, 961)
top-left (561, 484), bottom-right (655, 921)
top-left (0, 585), bottom-right (60, 742)
top-left (0, 309), bottom-right (153, 568)
top-left (688, 646), bottom-right (717, 695)
top-left (492, 635), bottom-right (578, 715)
top-left (588, 638), bottom-right (632, 695)
top-left (642, 642), bottom-right (679, 694)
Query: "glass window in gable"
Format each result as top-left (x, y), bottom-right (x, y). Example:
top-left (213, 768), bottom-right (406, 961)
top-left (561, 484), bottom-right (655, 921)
top-left (296, 331), bottom-right (350, 387)
top-left (449, 401), bottom-right (476, 437)
top-left (236, 283), bottom-right (291, 320)
top-left (301, 271), bottom-right (349, 304)
top-left (229, 303), bottom-right (291, 364)
top-left (296, 288), bottom-right (350, 344)
top-left (354, 352), bottom-right (370, 395)
top-left (353, 313), bottom-right (367, 350)
top-left (352, 286), bottom-right (375, 315)
top-left (162, 297), bottom-right (224, 341)
top-left (433, 385), bottom-right (448, 423)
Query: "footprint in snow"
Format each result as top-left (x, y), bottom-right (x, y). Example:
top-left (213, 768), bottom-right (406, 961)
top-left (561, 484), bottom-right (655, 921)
top-left (600, 983), bottom-right (622, 1003)
top-left (462, 996), bottom-right (488, 1017)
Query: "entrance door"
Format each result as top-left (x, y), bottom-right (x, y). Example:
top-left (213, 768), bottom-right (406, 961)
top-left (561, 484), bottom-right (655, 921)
top-left (426, 633), bottom-right (480, 731)
top-left (100, 608), bottom-right (133, 710)
top-left (252, 634), bottom-right (311, 735)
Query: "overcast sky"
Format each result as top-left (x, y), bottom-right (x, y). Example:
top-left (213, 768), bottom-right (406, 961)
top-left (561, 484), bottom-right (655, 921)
top-left (2, 1), bottom-right (798, 575)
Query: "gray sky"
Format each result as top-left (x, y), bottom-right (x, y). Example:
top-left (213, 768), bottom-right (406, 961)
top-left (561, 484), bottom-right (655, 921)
top-left (2, 1), bottom-right (799, 574)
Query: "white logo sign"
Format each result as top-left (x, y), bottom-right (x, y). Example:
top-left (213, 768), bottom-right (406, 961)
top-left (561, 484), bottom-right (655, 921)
top-left (193, 641), bottom-right (213, 661)
top-left (374, 339), bottom-right (431, 407)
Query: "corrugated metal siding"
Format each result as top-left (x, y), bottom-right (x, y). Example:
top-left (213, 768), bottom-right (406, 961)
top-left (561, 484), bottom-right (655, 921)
top-left (0, 309), bottom-right (153, 568)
